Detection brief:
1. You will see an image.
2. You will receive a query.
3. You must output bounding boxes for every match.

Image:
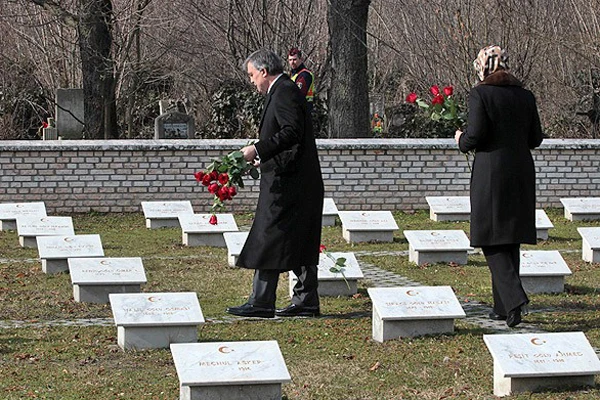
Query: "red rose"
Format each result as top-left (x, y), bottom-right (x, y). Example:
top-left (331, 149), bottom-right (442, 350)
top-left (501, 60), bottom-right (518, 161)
top-left (208, 183), bottom-right (219, 194)
top-left (201, 174), bottom-right (212, 186)
top-left (194, 171), bottom-right (205, 182)
top-left (406, 93), bottom-right (418, 103)
top-left (430, 85), bottom-right (440, 96)
top-left (218, 173), bottom-right (229, 185)
top-left (209, 171), bottom-right (218, 181)
top-left (218, 186), bottom-right (231, 201)
top-left (431, 94), bottom-right (444, 105)
top-left (41, 121), bottom-right (49, 129)
top-left (443, 86), bottom-right (453, 96)
top-left (319, 244), bottom-right (327, 253)
top-left (228, 186), bottom-right (237, 197)
top-left (209, 215), bottom-right (218, 225)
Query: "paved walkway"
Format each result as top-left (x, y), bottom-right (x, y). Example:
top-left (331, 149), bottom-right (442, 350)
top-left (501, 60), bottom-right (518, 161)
top-left (0, 250), bottom-right (551, 334)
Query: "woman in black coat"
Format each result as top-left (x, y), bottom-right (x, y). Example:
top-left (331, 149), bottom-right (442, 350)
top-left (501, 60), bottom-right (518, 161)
top-left (455, 45), bottom-right (544, 327)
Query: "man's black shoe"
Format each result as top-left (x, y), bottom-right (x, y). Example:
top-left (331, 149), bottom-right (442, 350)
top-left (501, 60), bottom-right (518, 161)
top-left (488, 311), bottom-right (507, 321)
top-left (226, 303), bottom-right (274, 318)
top-left (275, 303), bottom-right (320, 317)
top-left (506, 306), bottom-right (522, 328)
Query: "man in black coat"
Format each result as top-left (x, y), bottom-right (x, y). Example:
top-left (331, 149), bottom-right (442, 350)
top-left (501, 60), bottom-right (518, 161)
top-left (455, 45), bottom-right (544, 328)
top-left (226, 49), bottom-right (324, 319)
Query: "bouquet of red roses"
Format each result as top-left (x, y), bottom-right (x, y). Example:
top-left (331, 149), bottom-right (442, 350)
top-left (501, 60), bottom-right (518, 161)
top-left (194, 150), bottom-right (259, 225)
top-left (406, 85), bottom-right (465, 127)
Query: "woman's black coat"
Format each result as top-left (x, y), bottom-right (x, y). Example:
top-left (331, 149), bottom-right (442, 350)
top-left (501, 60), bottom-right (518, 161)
top-left (459, 71), bottom-right (544, 247)
top-left (237, 75), bottom-right (324, 270)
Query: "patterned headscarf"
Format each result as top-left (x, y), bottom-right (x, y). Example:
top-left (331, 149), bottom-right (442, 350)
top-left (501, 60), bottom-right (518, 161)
top-left (473, 45), bottom-right (509, 81)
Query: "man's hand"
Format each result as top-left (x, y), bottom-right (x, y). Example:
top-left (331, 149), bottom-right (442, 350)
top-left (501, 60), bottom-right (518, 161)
top-left (241, 145), bottom-right (260, 167)
top-left (454, 129), bottom-right (463, 145)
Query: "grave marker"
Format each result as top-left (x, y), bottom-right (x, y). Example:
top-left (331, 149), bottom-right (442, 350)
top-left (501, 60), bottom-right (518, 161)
top-left (322, 198), bottom-right (339, 226)
top-left (171, 340), bottom-right (291, 400)
top-left (16, 216), bottom-right (75, 248)
top-left (179, 214), bottom-right (238, 247)
top-left (141, 201), bottom-right (194, 228)
top-left (37, 234), bottom-right (104, 274)
top-left (425, 196), bottom-right (470, 221)
top-left (223, 232), bottom-right (249, 267)
top-left (0, 202), bottom-right (46, 230)
top-left (560, 198), bottom-right (600, 221)
top-left (109, 292), bottom-right (204, 350)
top-left (289, 252), bottom-right (363, 297)
top-left (367, 286), bottom-right (466, 342)
top-left (403, 230), bottom-right (472, 265)
top-left (69, 257), bottom-right (147, 303)
top-left (520, 251), bottom-right (571, 294)
top-left (484, 332), bottom-right (600, 396)
top-left (154, 111), bottom-right (195, 139)
top-left (577, 227), bottom-right (600, 263)
top-left (338, 211), bottom-right (398, 243)
top-left (535, 209), bottom-right (554, 240)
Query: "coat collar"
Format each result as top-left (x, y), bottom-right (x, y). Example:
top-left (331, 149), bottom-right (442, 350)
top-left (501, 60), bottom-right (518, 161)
top-left (478, 70), bottom-right (523, 87)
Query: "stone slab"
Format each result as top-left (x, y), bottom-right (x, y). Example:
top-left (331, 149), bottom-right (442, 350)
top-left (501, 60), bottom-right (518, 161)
top-left (289, 252), bottom-right (363, 297)
top-left (223, 232), bottom-right (249, 267)
top-left (338, 211), bottom-right (398, 243)
top-left (141, 201), bottom-right (194, 229)
top-left (404, 230), bottom-right (472, 265)
top-left (535, 209), bottom-right (554, 240)
top-left (483, 332), bottom-right (600, 396)
top-left (179, 214), bottom-right (238, 247)
top-left (561, 198), bottom-right (600, 221)
top-left (37, 234), bottom-right (104, 274)
top-left (16, 216), bottom-right (75, 248)
top-left (425, 196), bottom-right (470, 221)
top-left (170, 341), bottom-right (291, 388)
top-left (368, 286), bottom-right (466, 342)
top-left (322, 198), bottom-right (339, 226)
top-left (0, 202), bottom-right (46, 230)
top-left (70, 257), bottom-right (147, 303)
top-left (110, 292), bottom-right (204, 350)
top-left (520, 250), bottom-right (572, 294)
top-left (577, 227), bottom-right (600, 263)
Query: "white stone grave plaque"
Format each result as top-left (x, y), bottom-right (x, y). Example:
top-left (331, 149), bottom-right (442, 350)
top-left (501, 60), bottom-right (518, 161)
top-left (289, 253), bottom-right (363, 297)
top-left (171, 340), bottom-right (291, 400)
top-left (0, 202), bottom-right (46, 230)
top-left (69, 257), bottom-right (147, 303)
top-left (322, 198), bottom-right (339, 226)
top-left (484, 332), bottom-right (600, 397)
top-left (535, 209), bottom-right (554, 240)
top-left (16, 216), bottom-right (75, 248)
top-left (223, 232), bottom-right (249, 267)
top-left (141, 201), bottom-right (194, 229)
top-left (179, 214), bottom-right (238, 247)
top-left (560, 198), bottom-right (600, 221)
top-left (109, 292), bottom-right (204, 350)
top-left (425, 196), bottom-right (470, 222)
top-left (338, 211), bottom-right (399, 243)
top-left (520, 251), bottom-right (571, 294)
top-left (577, 227), bottom-right (600, 263)
top-left (403, 230), bottom-right (472, 265)
top-left (367, 286), bottom-right (466, 342)
top-left (37, 234), bottom-right (104, 274)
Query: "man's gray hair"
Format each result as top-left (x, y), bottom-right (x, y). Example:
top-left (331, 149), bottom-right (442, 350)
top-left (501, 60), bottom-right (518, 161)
top-left (244, 49), bottom-right (284, 76)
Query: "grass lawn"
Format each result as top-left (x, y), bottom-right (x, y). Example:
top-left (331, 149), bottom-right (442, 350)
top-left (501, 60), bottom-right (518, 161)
top-left (1, 209), bottom-right (600, 399)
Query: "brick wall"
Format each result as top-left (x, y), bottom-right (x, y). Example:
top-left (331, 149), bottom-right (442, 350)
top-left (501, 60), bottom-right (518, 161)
top-left (0, 139), bottom-right (598, 214)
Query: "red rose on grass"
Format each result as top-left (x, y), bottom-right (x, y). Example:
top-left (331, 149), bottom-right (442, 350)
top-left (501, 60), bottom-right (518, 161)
top-left (218, 173), bottom-right (229, 185)
top-left (209, 215), bottom-right (218, 225)
top-left (430, 85), bottom-right (440, 96)
top-left (443, 86), bottom-right (453, 96)
top-left (432, 94), bottom-right (444, 105)
top-left (406, 92), bottom-right (418, 103)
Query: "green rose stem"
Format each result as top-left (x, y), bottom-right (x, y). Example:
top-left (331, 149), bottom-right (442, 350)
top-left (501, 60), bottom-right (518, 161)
top-left (323, 250), bottom-right (350, 290)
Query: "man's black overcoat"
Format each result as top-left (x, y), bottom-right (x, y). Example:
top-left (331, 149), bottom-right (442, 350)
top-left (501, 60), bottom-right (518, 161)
top-left (237, 75), bottom-right (324, 270)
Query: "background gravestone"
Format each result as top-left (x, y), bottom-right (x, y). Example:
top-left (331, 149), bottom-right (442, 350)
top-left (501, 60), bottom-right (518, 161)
top-left (154, 111), bottom-right (195, 139)
top-left (55, 88), bottom-right (84, 139)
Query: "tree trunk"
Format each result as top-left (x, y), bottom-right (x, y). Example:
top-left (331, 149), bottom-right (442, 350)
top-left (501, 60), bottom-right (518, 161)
top-left (327, 0), bottom-right (371, 138)
top-left (78, 0), bottom-right (118, 139)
